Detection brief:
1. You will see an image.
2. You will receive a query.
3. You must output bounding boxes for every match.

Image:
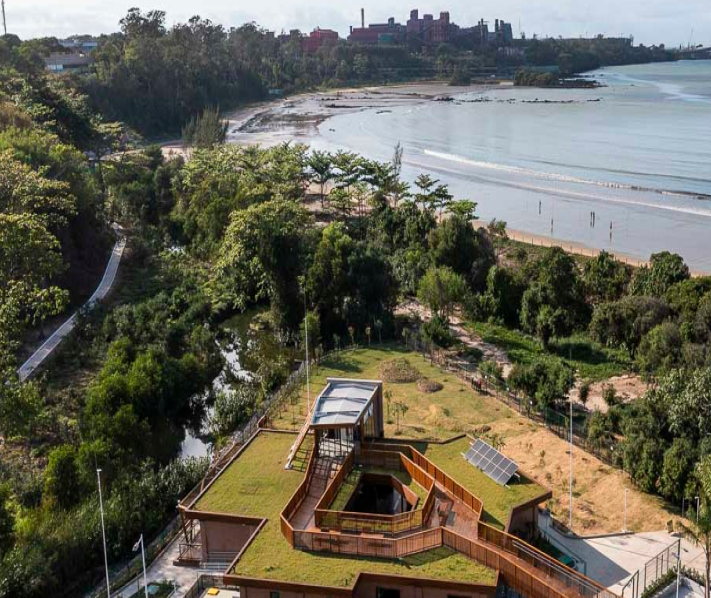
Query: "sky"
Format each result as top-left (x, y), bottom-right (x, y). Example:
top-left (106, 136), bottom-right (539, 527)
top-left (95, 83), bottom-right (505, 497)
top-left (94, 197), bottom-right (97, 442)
top-left (5, 0), bottom-right (710, 48)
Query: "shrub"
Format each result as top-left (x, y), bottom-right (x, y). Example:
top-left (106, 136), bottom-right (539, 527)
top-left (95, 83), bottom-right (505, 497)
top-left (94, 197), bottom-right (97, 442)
top-left (421, 315), bottom-right (455, 348)
top-left (417, 379), bottom-right (443, 393)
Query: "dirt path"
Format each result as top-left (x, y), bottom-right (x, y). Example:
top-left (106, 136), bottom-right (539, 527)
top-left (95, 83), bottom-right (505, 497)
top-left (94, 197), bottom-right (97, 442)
top-left (396, 300), bottom-right (513, 376)
top-left (569, 375), bottom-right (649, 413)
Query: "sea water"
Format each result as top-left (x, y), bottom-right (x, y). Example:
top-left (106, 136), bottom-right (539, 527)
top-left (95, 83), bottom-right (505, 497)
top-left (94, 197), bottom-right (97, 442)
top-left (316, 61), bottom-right (711, 271)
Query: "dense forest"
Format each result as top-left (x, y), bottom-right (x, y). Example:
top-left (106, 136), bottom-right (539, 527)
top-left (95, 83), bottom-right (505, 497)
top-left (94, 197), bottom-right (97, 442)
top-left (0, 8), bottom-right (702, 597)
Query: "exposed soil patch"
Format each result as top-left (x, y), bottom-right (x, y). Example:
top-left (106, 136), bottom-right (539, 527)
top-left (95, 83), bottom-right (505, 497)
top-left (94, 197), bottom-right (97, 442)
top-left (380, 358), bottom-right (422, 383)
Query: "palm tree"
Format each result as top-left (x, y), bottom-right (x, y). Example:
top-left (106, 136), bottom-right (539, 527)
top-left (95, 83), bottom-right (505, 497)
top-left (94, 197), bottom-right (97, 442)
top-left (307, 150), bottom-right (333, 207)
top-left (677, 459), bottom-right (711, 598)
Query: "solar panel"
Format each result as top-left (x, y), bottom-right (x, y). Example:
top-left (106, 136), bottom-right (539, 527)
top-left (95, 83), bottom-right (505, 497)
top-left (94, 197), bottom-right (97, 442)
top-left (463, 439), bottom-right (518, 486)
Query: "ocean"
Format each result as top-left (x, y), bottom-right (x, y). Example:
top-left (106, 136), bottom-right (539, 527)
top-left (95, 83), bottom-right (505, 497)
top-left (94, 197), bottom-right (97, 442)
top-left (314, 61), bottom-right (711, 271)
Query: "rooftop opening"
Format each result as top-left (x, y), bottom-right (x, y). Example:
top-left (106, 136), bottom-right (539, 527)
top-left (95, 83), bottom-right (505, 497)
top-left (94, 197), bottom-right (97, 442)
top-left (344, 473), bottom-right (417, 515)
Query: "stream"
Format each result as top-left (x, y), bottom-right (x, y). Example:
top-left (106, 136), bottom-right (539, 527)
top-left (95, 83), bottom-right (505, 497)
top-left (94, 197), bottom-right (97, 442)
top-left (178, 310), bottom-right (292, 459)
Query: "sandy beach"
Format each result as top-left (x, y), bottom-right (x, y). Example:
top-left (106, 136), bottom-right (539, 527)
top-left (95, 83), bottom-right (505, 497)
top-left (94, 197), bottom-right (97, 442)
top-left (166, 77), bottom-right (710, 274)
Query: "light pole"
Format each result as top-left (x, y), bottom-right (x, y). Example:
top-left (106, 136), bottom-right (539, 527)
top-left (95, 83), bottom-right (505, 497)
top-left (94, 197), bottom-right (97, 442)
top-left (133, 534), bottom-right (149, 598)
top-left (303, 288), bottom-right (311, 413)
top-left (96, 469), bottom-right (111, 598)
top-left (569, 391), bottom-right (573, 532)
top-left (623, 489), bottom-right (628, 532)
top-left (675, 544), bottom-right (681, 598)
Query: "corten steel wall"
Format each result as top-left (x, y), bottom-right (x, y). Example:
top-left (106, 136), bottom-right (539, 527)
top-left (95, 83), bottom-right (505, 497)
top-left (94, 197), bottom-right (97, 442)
top-left (367, 442), bottom-right (485, 517)
top-left (313, 448), bottom-right (437, 535)
top-left (200, 519), bottom-right (260, 561)
top-left (234, 573), bottom-right (498, 598)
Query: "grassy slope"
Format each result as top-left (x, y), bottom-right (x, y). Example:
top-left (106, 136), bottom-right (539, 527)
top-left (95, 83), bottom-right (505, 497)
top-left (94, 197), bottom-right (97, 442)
top-left (468, 322), bottom-right (631, 382)
top-left (196, 431), bottom-right (496, 587)
top-left (271, 345), bottom-right (513, 440)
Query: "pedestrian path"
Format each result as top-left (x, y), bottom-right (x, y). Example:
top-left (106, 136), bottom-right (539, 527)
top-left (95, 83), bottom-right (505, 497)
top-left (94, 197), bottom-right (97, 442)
top-left (17, 230), bottom-right (126, 382)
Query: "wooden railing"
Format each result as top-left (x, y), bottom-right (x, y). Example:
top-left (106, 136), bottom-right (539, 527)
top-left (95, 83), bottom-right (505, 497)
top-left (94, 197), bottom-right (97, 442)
top-left (293, 526), bottom-right (443, 559)
top-left (367, 442), bottom-right (484, 517)
top-left (312, 448), bottom-right (437, 535)
top-left (475, 523), bottom-right (616, 598)
top-left (280, 446), bottom-right (318, 546)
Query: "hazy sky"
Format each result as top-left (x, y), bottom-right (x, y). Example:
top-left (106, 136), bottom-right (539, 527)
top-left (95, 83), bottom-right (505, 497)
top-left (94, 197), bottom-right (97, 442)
top-left (6, 0), bottom-right (710, 48)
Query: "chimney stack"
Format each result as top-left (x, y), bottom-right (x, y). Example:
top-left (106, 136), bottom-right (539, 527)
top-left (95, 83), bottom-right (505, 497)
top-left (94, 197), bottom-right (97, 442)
top-left (361, 8), bottom-right (365, 28)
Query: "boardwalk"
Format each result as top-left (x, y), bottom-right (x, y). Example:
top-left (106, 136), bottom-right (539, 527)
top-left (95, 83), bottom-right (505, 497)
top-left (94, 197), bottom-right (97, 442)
top-left (17, 230), bottom-right (127, 382)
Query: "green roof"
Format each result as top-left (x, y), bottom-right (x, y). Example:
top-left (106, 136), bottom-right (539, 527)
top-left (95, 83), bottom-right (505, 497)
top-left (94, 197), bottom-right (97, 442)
top-left (194, 431), bottom-right (497, 588)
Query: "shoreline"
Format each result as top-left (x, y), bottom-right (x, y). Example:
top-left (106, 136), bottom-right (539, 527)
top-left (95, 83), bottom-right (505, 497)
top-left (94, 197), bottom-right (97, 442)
top-left (170, 78), bottom-right (710, 276)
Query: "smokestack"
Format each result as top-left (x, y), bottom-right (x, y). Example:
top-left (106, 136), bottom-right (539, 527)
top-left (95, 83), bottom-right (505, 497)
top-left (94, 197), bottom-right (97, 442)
top-left (361, 8), bottom-right (365, 29)
top-left (1, 0), bottom-right (6, 36)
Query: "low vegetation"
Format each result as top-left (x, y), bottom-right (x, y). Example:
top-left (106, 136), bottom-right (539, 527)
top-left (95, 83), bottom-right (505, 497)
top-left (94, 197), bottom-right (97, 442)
top-left (198, 431), bottom-right (496, 587)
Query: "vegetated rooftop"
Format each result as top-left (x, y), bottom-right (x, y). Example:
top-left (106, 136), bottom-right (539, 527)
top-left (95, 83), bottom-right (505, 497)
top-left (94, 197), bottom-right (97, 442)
top-left (269, 346), bottom-right (548, 527)
top-left (194, 431), bottom-right (497, 587)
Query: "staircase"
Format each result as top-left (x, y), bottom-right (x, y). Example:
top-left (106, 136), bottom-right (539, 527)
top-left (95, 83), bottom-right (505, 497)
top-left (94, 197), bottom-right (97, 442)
top-left (290, 455), bottom-right (338, 530)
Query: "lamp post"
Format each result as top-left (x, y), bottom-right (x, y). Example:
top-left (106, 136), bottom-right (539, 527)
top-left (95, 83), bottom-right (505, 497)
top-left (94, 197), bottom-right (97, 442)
top-left (623, 489), bottom-right (628, 532)
top-left (133, 534), bottom-right (149, 598)
top-left (96, 469), bottom-right (110, 598)
top-left (303, 288), bottom-right (311, 413)
top-left (569, 392), bottom-right (573, 532)
top-left (675, 545), bottom-right (681, 598)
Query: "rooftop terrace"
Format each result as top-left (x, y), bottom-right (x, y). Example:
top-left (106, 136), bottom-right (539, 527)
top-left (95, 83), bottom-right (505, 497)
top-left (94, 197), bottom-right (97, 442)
top-left (194, 431), bottom-right (497, 587)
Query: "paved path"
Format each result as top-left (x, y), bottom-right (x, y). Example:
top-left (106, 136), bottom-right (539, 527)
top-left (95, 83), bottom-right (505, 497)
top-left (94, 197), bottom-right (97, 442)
top-left (112, 535), bottom-right (218, 598)
top-left (539, 512), bottom-right (706, 594)
top-left (17, 230), bottom-right (126, 382)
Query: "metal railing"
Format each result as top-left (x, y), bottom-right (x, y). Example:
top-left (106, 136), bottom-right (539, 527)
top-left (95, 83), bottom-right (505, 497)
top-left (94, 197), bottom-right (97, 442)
top-left (621, 539), bottom-right (681, 598)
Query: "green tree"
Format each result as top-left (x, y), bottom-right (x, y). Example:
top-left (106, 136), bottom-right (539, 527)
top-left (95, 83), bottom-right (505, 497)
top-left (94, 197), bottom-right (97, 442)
top-left (677, 456), bottom-right (711, 598)
top-left (0, 484), bottom-right (14, 559)
top-left (44, 445), bottom-right (82, 510)
top-left (417, 266), bottom-right (468, 323)
top-left (428, 214), bottom-right (494, 291)
top-left (214, 199), bottom-right (312, 329)
top-left (631, 251), bottom-right (690, 298)
top-left (582, 250), bottom-right (630, 304)
top-left (589, 295), bottom-right (671, 357)
top-left (307, 150), bottom-right (333, 207)
top-left (520, 247), bottom-right (587, 348)
top-left (659, 438), bottom-right (696, 503)
top-left (508, 359), bottom-right (575, 411)
top-left (636, 322), bottom-right (682, 376)
top-left (182, 106), bottom-right (229, 148)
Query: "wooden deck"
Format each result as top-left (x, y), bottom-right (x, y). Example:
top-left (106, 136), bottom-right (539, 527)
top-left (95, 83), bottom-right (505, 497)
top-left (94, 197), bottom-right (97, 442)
top-left (281, 443), bottom-right (616, 598)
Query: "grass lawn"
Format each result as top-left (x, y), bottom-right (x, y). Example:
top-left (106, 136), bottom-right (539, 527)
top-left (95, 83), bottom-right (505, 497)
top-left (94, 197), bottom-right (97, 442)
top-left (270, 345), bottom-right (514, 440)
top-left (422, 437), bottom-right (548, 529)
top-left (196, 431), bottom-right (496, 587)
top-left (266, 345), bottom-right (548, 530)
top-left (467, 322), bottom-right (631, 382)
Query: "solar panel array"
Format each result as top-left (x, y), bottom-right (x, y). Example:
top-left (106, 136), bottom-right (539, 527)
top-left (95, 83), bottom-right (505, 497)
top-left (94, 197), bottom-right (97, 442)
top-left (464, 438), bottom-right (519, 486)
